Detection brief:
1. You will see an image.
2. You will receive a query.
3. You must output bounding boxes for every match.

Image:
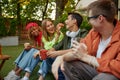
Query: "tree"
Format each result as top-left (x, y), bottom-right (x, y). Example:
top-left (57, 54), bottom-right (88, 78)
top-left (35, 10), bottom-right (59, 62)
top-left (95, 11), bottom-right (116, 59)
top-left (0, 0), bottom-right (78, 37)
top-left (41, 0), bottom-right (49, 20)
top-left (17, 2), bottom-right (21, 36)
top-left (0, 1), bottom-right (2, 17)
top-left (55, 0), bottom-right (68, 20)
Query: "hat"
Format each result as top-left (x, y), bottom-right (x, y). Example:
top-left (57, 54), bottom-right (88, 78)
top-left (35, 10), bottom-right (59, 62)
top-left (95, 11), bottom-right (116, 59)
top-left (26, 22), bottom-right (39, 30)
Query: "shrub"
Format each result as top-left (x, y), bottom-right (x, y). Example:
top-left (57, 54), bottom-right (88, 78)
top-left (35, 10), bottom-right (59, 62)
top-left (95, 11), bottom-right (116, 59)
top-left (0, 17), bottom-right (17, 38)
top-left (81, 16), bottom-right (92, 31)
top-left (0, 17), bottom-right (7, 37)
top-left (7, 19), bottom-right (17, 36)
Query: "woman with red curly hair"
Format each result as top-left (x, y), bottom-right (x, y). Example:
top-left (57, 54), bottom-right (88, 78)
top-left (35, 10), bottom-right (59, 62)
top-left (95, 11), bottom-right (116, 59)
top-left (4, 22), bottom-right (43, 80)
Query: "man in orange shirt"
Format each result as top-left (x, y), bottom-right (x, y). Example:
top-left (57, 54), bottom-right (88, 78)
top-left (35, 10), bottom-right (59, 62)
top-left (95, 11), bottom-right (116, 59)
top-left (52, 0), bottom-right (120, 80)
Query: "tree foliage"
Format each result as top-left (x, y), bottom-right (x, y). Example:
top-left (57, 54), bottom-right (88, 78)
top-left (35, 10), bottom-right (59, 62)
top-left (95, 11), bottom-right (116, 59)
top-left (0, 0), bottom-right (80, 20)
top-left (0, 0), bottom-right (91, 37)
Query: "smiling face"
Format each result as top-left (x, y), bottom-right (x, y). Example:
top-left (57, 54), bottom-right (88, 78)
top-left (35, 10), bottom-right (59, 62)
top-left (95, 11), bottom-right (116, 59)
top-left (88, 10), bottom-right (104, 32)
top-left (65, 15), bottom-right (76, 31)
top-left (30, 26), bottom-right (40, 37)
top-left (45, 21), bottom-right (55, 34)
top-left (87, 0), bottom-right (117, 32)
top-left (41, 19), bottom-right (56, 41)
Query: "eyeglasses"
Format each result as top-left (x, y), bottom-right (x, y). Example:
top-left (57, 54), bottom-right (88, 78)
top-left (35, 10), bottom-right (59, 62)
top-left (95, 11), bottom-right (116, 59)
top-left (87, 15), bottom-right (100, 21)
top-left (87, 15), bottom-right (107, 21)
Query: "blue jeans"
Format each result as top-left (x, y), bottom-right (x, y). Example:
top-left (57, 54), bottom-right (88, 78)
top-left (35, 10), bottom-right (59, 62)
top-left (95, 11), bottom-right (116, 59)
top-left (15, 48), bottom-right (40, 73)
top-left (38, 58), bottom-right (65, 80)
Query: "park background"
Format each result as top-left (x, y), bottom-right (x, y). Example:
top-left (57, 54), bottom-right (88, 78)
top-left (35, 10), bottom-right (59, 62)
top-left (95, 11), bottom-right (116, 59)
top-left (0, 0), bottom-right (119, 80)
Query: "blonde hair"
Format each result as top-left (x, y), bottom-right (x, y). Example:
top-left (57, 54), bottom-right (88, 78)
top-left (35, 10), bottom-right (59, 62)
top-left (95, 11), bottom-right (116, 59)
top-left (41, 18), bottom-right (54, 41)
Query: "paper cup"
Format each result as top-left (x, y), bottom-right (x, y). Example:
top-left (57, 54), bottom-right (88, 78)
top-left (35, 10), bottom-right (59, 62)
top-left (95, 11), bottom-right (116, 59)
top-left (40, 49), bottom-right (48, 60)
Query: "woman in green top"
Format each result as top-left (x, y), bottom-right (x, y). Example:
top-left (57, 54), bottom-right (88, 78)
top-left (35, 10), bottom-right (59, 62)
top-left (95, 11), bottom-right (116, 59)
top-left (41, 18), bottom-right (64, 50)
top-left (21, 19), bottom-right (64, 80)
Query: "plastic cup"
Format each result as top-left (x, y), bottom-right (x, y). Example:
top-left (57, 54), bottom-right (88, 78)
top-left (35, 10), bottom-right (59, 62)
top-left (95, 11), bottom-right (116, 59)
top-left (40, 49), bottom-right (48, 60)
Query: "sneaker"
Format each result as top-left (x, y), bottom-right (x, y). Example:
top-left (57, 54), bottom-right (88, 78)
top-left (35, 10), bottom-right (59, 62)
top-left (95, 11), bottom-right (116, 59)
top-left (10, 74), bottom-right (20, 80)
top-left (20, 76), bottom-right (29, 80)
top-left (4, 70), bottom-right (15, 80)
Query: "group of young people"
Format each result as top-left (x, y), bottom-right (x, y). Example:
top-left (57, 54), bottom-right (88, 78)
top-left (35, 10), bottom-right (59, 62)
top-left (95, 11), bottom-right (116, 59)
top-left (4, 0), bottom-right (120, 80)
top-left (4, 18), bottom-right (64, 80)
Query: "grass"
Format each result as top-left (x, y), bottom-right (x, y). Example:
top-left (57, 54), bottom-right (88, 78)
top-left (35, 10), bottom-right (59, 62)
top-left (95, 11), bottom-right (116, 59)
top-left (0, 44), bottom-right (54, 80)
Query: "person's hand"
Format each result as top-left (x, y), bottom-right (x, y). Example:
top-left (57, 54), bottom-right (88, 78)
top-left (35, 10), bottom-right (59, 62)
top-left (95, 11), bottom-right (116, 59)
top-left (24, 43), bottom-right (31, 50)
top-left (56, 23), bottom-right (64, 34)
top-left (52, 56), bottom-right (64, 80)
top-left (72, 41), bottom-right (88, 59)
top-left (47, 51), bottom-right (58, 58)
top-left (33, 51), bottom-right (40, 58)
top-left (39, 49), bottom-right (48, 60)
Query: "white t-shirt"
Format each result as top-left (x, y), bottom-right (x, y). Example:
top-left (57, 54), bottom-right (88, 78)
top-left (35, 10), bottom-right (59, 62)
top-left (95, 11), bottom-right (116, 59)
top-left (96, 36), bottom-right (111, 58)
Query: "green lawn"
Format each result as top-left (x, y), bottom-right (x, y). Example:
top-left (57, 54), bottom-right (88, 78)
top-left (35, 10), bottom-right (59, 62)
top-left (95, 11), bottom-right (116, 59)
top-left (0, 44), bottom-right (54, 80)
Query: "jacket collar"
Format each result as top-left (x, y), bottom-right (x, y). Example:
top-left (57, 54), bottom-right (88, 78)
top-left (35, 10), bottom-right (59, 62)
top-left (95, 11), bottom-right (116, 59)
top-left (110, 20), bottom-right (120, 43)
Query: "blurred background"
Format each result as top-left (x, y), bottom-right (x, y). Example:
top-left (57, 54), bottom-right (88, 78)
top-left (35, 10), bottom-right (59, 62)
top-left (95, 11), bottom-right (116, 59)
top-left (0, 0), bottom-right (119, 80)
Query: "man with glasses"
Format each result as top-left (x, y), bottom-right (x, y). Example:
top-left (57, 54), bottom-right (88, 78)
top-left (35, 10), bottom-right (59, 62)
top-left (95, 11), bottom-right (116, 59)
top-left (52, 0), bottom-right (120, 80)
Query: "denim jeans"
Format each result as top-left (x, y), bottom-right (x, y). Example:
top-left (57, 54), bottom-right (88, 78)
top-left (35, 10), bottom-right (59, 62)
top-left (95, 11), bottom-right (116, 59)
top-left (15, 48), bottom-right (40, 73)
top-left (38, 58), bottom-right (65, 80)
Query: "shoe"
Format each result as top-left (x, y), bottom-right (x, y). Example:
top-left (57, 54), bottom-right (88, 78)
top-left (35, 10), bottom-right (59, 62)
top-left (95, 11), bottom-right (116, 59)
top-left (10, 74), bottom-right (20, 80)
top-left (4, 70), bottom-right (15, 80)
top-left (20, 76), bottom-right (29, 80)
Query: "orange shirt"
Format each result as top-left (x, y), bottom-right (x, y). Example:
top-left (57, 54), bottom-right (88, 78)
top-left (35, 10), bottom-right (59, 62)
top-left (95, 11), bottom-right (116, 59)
top-left (81, 21), bottom-right (120, 78)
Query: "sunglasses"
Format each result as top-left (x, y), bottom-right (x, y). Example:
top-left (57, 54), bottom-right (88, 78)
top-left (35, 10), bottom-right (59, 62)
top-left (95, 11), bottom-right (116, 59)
top-left (87, 15), bottom-right (107, 21)
top-left (87, 15), bottom-right (100, 21)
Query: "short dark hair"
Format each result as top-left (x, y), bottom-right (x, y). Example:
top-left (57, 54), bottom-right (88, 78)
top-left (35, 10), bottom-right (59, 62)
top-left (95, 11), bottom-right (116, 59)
top-left (68, 12), bottom-right (83, 28)
top-left (87, 0), bottom-right (117, 23)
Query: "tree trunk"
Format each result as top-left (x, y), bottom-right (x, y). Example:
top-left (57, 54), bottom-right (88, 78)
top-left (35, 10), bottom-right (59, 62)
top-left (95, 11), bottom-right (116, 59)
top-left (17, 2), bottom-right (22, 37)
top-left (42, 0), bottom-right (49, 20)
top-left (0, 1), bottom-right (2, 17)
top-left (55, 0), bottom-right (68, 20)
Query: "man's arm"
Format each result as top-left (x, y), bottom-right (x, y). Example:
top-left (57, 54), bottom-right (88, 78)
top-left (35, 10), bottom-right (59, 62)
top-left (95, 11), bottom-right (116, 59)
top-left (72, 41), bottom-right (99, 68)
top-left (62, 51), bottom-right (77, 61)
top-left (47, 49), bottom-right (73, 58)
top-left (52, 51), bottom-right (77, 80)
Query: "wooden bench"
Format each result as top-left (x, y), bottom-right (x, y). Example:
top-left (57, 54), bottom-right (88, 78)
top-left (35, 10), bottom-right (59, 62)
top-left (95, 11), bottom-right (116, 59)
top-left (0, 44), bottom-right (11, 71)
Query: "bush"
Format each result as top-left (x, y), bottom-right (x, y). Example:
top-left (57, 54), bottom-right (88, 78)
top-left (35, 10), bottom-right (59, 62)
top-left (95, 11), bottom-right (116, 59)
top-left (0, 17), bottom-right (17, 38)
top-left (0, 17), bottom-right (7, 37)
top-left (81, 16), bottom-right (92, 31)
top-left (7, 19), bottom-right (17, 36)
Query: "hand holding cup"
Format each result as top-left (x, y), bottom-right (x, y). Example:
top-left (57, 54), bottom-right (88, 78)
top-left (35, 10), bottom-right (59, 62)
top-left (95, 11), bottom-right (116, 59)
top-left (24, 43), bottom-right (31, 50)
top-left (40, 49), bottom-right (48, 60)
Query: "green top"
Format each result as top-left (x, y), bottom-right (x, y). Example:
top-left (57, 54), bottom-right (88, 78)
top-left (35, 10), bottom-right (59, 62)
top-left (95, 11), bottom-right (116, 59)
top-left (42, 32), bottom-right (64, 50)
